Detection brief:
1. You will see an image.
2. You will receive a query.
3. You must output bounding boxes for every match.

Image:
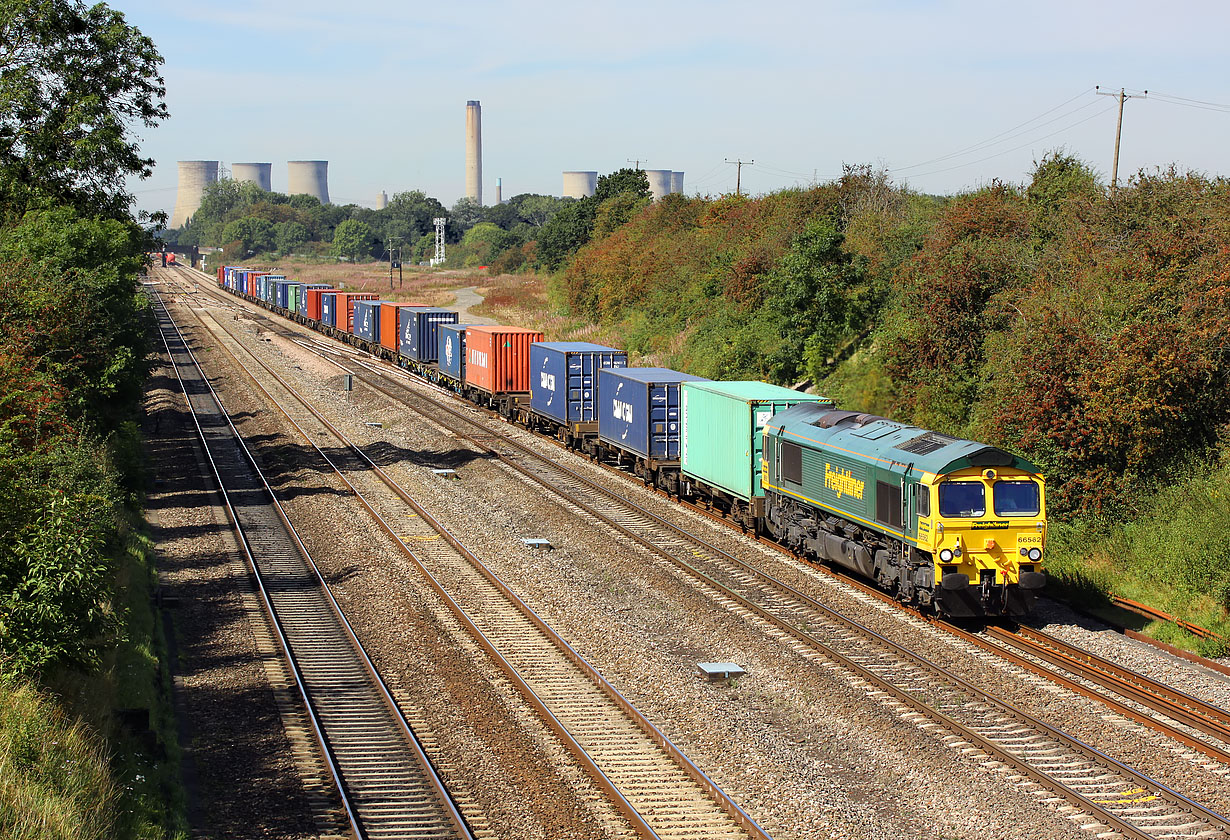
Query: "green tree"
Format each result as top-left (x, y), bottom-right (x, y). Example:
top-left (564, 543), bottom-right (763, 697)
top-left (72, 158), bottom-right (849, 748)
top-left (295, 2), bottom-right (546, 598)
top-left (331, 218), bottom-right (373, 261)
top-left (274, 220), bottom-right (309, 255)
top-left (595, 168), bottom-right (651, 202)
top-left (0, 0), bottom-right (168, 218)
top-left (221, 216), bottom-right (274, 255)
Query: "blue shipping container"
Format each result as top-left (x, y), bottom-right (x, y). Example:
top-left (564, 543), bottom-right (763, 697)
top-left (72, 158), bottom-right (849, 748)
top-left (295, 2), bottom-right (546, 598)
top-left (273, 279), bottom-right (290, 309)
top-left (321, 292), bottom-right (339, 327)
top-left (597, 368), bottom-right (708, 461)
top-left (437, 323), bottom-right (474, 382)
top-left (353, 300), bottom-right (386, 343)
top-left (300, 283), bottom-right (330, 316)
top-left (400, 307), bottom-right (459, 363)
top-left (530, 342), bottom-right (627, 425)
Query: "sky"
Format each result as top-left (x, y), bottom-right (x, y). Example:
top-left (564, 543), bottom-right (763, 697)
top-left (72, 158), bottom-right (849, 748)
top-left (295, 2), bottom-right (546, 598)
top-left (119, 0), bottom-right (1230, 217)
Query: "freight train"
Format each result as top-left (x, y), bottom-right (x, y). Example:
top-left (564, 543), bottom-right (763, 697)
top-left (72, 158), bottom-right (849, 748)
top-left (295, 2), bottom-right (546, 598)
top-left (210, 265), bottom-right (1047, 618)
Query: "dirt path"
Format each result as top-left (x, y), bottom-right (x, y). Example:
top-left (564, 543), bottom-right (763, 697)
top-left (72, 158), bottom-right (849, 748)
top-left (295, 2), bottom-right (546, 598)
top-left (450, 286), bottom-right (497, 324)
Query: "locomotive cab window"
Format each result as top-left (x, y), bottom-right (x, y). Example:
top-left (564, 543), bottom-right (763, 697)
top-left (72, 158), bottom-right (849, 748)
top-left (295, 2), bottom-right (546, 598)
top-left (939, 481), bottom-right (985, 517)
top-left (781, 441), bottom-right (802, 484)
top-left (994, 480), bottom-right (1040, 516)
top-left (915, 485), bottom-right (930, 518)
top-left (876, 481), bottom-right (902, 529)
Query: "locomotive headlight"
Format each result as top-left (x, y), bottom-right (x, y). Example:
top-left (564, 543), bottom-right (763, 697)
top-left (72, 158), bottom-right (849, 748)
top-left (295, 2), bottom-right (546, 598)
top-left (1028, 547), bottom-right (1042, 561)
top-left (940, 549), bottom-right (953, 562)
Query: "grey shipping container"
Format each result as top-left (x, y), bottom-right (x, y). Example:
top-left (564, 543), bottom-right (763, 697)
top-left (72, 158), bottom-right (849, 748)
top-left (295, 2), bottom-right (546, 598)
top-left (400, 307), bottom-right (458, 363)
top-left (353, 300), bottom-right (386, 343)
top-left (437, 323), bottom-right (474, 382)
top-left (597, 367), bottom-right (708, 462)
top-left (530, 342), bottom-right (627, 425)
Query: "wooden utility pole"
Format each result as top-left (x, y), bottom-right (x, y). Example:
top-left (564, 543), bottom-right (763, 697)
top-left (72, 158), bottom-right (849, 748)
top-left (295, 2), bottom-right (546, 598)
top-left (1096, 86), bottom-right (1146, 195)
top-left (724, 158), bottom-right (754, 196)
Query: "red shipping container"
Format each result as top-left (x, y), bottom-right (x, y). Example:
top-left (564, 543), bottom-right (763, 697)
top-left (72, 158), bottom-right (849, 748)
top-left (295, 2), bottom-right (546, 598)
top-left (306, 287), bottom-right (336, 321)
top-left (463, 326), bottom-right (544, 393)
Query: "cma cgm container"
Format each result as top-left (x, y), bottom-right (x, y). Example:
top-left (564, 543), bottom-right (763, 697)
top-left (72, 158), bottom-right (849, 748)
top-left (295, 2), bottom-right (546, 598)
top-left (305, 287), bottom-right (335, 320)
top-left (400, 307), bottom-right (459, 363)
top-left (463, 326), bottom-right (543, 395)
top-left (437, 323), bottom-right (475, 383)
top-left (352, 300), bottom-right (386, 343)
top-left (597, 368), bottom-right (708, 465)
top-left (529, 342), bottom-right (627, 427)
top-left (680, 381), bottom-right (831, 520)
top-left (320, 292), bottom-right (340, 327)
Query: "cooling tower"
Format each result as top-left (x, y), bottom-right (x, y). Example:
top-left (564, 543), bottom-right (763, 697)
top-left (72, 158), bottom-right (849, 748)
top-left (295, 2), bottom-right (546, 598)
top-left (232, 162), bottom-right (271, 191)
top-left (562, 171), bottom-right (597, 198)
top-left (644, 169), bottom-right (672, 200)
top-left (376, 191), bottom-right (388, 210)
top-left (671, 171), bottom-right (684, 194)
top-left (495, 177), bottom-right (502, 205)
top-left (288, 160), bottom-right (329, 204)
top-left (465, 100), bottom-right (482, 205)
top-left (170, 160), bottom-right (219, 228)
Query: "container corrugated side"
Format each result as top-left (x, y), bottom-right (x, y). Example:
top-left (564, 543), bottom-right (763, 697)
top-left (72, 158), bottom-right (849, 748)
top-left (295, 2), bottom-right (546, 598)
top-left (597, 368), bottom-right (708, 461)
top-left (463, 326), bottom-right (543, 393)
top-left (529, 342), bottom-right (627, 425)
top-left (437, 323), bottom-right (473, 382)
top-left (402, 308), bottom-right (459, 362)
top-left (320, 292), bottom-right (339, 327)
top-left (353, 300), bottom-right (385, 342)
top-left (342, 293), bottom-right (379, 334)
top-left (380, 303), bottom-right (416, 352)
top-left (680, 381), bottom-right (826, 501)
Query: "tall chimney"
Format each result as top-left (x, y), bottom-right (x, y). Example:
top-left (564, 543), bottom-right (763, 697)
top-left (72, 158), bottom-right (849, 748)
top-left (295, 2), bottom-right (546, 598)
top-left (465, 100), bottom-right (482, 205)
top-left (495, 177), bottom-right (502, 205)
top-left (170, 160), bottom-right (219, 228)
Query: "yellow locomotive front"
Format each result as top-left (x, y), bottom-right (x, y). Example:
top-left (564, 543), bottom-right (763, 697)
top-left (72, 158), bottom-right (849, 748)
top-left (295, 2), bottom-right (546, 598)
top-left (917, 465), bottom-right (1047, 617)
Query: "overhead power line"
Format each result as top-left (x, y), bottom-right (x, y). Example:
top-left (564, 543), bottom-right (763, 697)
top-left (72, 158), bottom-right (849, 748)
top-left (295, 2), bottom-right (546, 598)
top-left (891, 87), bottom-right (1097, 173)
top-left (1096, 85), bottom-right (1147, 194)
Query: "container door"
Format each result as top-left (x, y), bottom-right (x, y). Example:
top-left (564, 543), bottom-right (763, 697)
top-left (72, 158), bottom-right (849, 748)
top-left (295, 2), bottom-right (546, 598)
top-left (750, 401), bottom-right (780, 497)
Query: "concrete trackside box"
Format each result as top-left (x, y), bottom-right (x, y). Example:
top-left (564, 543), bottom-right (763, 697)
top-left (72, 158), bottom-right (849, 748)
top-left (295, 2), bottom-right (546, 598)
top-left (597, 367), bottom-right (708, 462)
top-left (437, 323), bottom-right (475, 382)
top-left (463, 326), bottom-right (544, 394)
top-left (399, 307), bottom-right (459, 363)
top-left (530, 342), bottom-right (627, 425)
top-left (353, 300), bottom-right (386, 343)
top-left (680, 381), bottom-right (829, 502)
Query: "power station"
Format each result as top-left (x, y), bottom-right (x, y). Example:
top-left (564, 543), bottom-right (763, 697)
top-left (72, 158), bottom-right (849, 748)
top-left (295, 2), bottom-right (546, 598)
top-left (562, 168), bottom-right (683, 200)
top-left (170, 160), bottom-right (219, 228)
top-left (232, 162), bottom-right (271, 191)
top-left (465, 100), bottom-right (482, 205)
top-left (288, 160), bottom-right (330, 204)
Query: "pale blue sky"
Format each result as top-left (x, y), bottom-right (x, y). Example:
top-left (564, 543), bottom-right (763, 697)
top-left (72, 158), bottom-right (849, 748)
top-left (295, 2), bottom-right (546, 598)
top-left (120, 0), bottom-right (1230, 216)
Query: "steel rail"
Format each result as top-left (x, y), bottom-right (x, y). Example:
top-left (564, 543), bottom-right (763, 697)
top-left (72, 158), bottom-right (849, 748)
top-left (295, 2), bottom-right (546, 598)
top-left (171, 281), bottom-right (767, 840)
top-left (151, 282), bottom-right (473, 840)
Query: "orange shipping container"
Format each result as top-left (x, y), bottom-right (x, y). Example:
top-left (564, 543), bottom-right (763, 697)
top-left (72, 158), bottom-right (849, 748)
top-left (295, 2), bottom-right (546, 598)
top-left (379, 303), bottom-right (420, 352)
top-left (463, 326), bottom-right (544, 394)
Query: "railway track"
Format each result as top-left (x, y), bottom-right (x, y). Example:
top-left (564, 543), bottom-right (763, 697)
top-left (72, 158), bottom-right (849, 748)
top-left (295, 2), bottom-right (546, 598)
top-left (151, 282), bottom-right (473, 840)
top-left (159, 270), bottom-right (767, 840)
top-left (177, 267), bottom-right (1230, 838)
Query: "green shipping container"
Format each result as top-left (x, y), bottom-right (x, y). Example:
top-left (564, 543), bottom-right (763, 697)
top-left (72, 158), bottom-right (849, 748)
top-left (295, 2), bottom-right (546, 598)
top-left (287, 283), bottom-right (301, 315)
top-left (680, 381), bottom-right (829, 503)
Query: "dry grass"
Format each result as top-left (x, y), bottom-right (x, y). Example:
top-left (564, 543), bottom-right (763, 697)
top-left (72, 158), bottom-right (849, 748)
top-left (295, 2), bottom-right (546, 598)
top-left (0, 678), bottom-right (119, 840)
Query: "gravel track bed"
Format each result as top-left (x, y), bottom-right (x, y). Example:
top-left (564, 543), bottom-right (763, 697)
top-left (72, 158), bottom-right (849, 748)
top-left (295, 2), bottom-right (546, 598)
top-left (178, 297), bottom-right (635, 839)
top-left (183, 290), bottom-right (1099, 840)
top-left (144, 334), bottom-right (335, 838)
